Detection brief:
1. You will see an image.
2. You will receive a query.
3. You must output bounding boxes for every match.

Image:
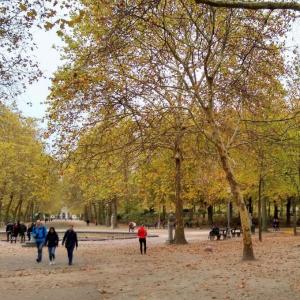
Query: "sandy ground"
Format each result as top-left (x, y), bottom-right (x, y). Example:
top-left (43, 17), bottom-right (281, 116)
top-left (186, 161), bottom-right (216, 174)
top-left (1, 228), bottom-right (300, 300)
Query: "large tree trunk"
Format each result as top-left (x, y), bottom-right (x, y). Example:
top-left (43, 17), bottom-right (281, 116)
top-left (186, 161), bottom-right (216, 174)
top-left (258, 175), bottom-right (262, 242)
top-left (292, 197), bottom-right (297, 236)
top-left (17, 195), bottom-right (23, 221)
top-left (111, 196), bottom-right (118, 229)
top-left (247, 197), bottom-right (253, 215)
top-left (209, 116), bottom-right (254, 260)
top-left (262, 196), bottom-right (267, 232)
top-left (105, 201), bottom-right (111, 227)
top-left (286, 197), bottom-right (291, 226)
top-left (194, 0), bottom-right (300, 11)
top-left (93, 202), bottom-right (98, 225)
top-left (207, 205), bottom-right (213, 226)
top-left (274, 202), bottom-right (278, 219)
top-left (174, 139), bottom-right (187, 244)
top-left (5, 193), bottom-right (14, 223)
top-left (13, 197), bottom-right (22, 221)
top-left (98, 201), bottom-right (105, 225)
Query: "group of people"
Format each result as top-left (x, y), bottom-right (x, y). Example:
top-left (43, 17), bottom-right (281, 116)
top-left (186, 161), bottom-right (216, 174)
top-left (33, 220), bottom-right (78, 265)
top-left (6, 220), bottom-right (149, 263)
top-left (6, 221), bottom-right (34, 243)
top-left (6, 220), bottom-right (78, 265)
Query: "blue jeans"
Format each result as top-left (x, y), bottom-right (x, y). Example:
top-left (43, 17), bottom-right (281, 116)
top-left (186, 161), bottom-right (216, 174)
top-left (36, 242), bottom-right (44, 262)
top-left (48, 246), bottom-right (56, 261)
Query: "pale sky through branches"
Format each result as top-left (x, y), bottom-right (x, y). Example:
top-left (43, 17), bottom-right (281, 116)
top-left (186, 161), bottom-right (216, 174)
top-left (17, 18), bottom-right (300, 126)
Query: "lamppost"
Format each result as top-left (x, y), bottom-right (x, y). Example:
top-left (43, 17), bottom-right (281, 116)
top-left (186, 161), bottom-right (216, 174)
top-left (227, 201), bottom-right (232, 238)
top-left (166, 213), bottom-right (175, 244)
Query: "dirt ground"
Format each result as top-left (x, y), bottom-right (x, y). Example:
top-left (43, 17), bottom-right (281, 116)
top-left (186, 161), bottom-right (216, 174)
top-left (1, 230), bottom-right (300, 300)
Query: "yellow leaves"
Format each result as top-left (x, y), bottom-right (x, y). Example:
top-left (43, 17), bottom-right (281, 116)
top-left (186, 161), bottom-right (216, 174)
top-left (19, 3), bottom-right (27, 11)
top-left (27, 9), bottom-right (37, 19)
top-left (44, 21), bottom-right (54, 30)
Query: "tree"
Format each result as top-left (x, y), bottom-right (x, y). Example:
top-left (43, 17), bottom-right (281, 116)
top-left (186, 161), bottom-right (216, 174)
top-left (0, 0), bottom-right (59, 102)
top-left (0, 104), bottom-right (60, 222)
top-left (195, 0), bottom-right (300, 11)
top-left (47, 0), bottom-right (296, 259)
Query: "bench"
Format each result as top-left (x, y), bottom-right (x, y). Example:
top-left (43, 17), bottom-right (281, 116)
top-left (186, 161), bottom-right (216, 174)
top-left (231, 228), bottom-right (242, 237)
top-left (145, 223), bottom-right (158, 229)
top-left (209, 228), bottom-right (229, 240)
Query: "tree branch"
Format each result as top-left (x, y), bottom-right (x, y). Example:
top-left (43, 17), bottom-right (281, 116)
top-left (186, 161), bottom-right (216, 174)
top-left (195, 0), bottom-right (300, 11)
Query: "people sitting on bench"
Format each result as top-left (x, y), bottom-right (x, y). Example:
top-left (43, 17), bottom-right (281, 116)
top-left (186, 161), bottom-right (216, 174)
top-left (209, 225), bottom-right (221, 240)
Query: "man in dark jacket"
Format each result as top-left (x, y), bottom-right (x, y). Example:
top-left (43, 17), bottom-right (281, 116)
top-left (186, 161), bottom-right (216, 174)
top-left (62, 224), bottom-right (78, 265)
top-left (6, 222), bottom-right (14, 242)
top-left (19, 223), bottom-right (27, 243)
top-left (27, 223), bottom-right (34, 241)
top-left (11, 222), bottom-right (20, 243)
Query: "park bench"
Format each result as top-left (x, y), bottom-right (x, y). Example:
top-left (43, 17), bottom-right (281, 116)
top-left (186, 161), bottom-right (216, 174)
top-left (231, 227), bottom-right (242, 237)
top-left (145, 223), bottom-right (158, 229)
top-left (209, 228), bottom-right (230, 240)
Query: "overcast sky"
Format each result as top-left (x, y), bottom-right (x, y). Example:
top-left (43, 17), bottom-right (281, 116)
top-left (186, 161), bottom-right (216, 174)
top-left (17, 18), bottom-right (300, 126)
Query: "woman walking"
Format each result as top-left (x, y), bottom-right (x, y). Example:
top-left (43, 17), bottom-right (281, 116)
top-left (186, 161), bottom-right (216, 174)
top-left (137, 224), bottom-right (147, 255)
top-left (45, 227), bottom-right (59, 265)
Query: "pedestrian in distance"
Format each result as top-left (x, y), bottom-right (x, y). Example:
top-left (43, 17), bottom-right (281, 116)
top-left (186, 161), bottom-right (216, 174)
top-left (27, 223), bottom-right (35, 241)
top-left (62, 224), bottom-right (78, 265)
top-left (137, 224), bottom-right (147, 255)
top-left (33, 220), bottom-right (47, 263)
top-left (45, 227), bottom-right (59, 265)
top-left (19, 223), bottom-right (27, 243)
top-left (5, 221), bottom-right (13, 242)
top-left (11, 221), bottom-right (20, 243)
top-left (128, 221), bottom-right (136, 233)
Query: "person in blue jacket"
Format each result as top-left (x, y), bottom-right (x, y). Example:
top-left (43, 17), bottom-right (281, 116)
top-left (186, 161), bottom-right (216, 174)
top-left (33, 220), bottom-right (47, 263)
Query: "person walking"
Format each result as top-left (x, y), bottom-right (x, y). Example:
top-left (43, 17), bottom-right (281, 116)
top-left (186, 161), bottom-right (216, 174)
top-left (62, 224), bottom-right (78, 265)
top-left (5, 222), bottom-right (14, 242)
top-left (137, 224), bottom-right (147, 255)
top-left (45, 227), bottom-right (59, 265)
top-left (33, 220), bottom-right (47, 263)
top-left (19, 223), bottom-right (27, 243)
top-left (27, 223), bottom-right (35, 241)
top-left (11, 221), bottom-right (20, 243)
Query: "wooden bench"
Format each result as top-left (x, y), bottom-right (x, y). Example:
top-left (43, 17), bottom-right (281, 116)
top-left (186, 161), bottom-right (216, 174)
top-left (231, 228), bottom-right (242, 237)
top-left (209, 228), bottom-right (229, 240)
top-left (145, 223), bottom-right (158, 229)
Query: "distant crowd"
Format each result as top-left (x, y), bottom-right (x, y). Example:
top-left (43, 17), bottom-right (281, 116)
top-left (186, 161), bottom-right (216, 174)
top-left (6, 221), bottom-right (34, 243)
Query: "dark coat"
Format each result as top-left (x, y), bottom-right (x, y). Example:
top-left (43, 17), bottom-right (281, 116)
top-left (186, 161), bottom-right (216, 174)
top-left (45, 231), bottom-right (59, 247)
top-left (19, 224), bottom-right (27, 235)
top-left (62, 229), bottom-right (78, 248)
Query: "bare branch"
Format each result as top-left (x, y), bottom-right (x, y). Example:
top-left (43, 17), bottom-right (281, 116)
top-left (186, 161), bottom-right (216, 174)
top-left (195, 0), bottom-right (300, 11)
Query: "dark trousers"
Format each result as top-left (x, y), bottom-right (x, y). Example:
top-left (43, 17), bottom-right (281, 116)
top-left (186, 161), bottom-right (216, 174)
top-left (139, 238), bottom-right (146, 254)
top-left (20, 233), bottom-right (25, 243)
top-left (36, 242), bottom-right (44, 262)
top-left (67, 245), bottom-right (75, 265)
top-left (6, 232), bottom-right (11, 242)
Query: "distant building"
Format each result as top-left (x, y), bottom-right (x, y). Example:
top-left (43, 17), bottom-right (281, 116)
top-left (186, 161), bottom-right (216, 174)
top-left (59, 207), bottom-right (70, 220)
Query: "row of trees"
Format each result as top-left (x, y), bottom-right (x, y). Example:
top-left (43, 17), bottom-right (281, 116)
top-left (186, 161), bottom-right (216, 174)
top-left (46, 1), bottom-right (300, 259)
top-left (0, 105), bottom-right (61, 223)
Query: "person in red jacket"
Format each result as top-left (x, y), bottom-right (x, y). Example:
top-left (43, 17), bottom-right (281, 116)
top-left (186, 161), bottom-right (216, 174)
top-left (137, 224), bottom-right (147, 254)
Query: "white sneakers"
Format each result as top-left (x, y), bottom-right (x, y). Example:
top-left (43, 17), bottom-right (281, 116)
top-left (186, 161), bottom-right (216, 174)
top-left (49, 260), bottom-right (55, 265)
